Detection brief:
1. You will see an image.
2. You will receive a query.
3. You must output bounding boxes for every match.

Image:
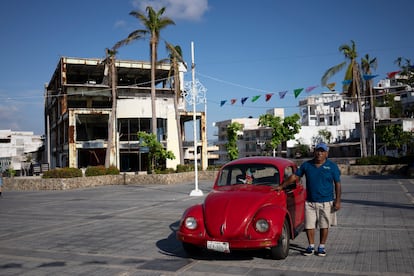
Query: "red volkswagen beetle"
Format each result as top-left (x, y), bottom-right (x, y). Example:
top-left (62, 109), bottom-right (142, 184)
top-left (177, 157), bottom-right (306, 259)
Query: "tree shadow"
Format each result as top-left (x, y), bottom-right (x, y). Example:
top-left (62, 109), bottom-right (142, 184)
top-left (351, 174), bottom-right (407, 180)
top-left (342, 198), bottom-right (414, 210)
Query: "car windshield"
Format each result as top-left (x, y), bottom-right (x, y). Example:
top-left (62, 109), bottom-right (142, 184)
top-left (217, 164), bottom-right (280, 186)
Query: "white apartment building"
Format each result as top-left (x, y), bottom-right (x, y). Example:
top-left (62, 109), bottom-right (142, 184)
top-left (214, 94), bottom-right (364, 160)
top-left (214, 109), bottom-right (285, 163)
top-left (0, 130), bottom-right (43, 175)
top-left (214, 117), bottom-right (259, 164)
top-left (292, 91), bottom-right (360, 146)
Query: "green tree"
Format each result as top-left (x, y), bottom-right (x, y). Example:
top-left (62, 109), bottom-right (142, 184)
top-left (165, 42), bottom-right (186, 165)
top-left (137, 131), bottom-right (175, 173)
top-left (378, 94), bottom-right (403, 118)
top-left (258, 113), bottom-right (301, 156)
top-left (321, 40), bottom-right (367, 157)
top-left (293, 139), bottom-right (310, 158)
top-left (122, 6), bottom-right (175, 136)
top-left (376, 124), bottom-right (413, 156)
top-left (226, 122), bottom-right (242, 161)
top-left (318, 129), bottom-right (332, 143)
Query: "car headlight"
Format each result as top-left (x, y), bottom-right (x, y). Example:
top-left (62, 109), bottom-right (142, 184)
top-left (255, 219), bottom-right (269, 233)
top-left (184, 217), bottom-right (197, 230)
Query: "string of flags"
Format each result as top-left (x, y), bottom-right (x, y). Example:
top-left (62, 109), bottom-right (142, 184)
top-left (219, 71), bottom-right (399, 107)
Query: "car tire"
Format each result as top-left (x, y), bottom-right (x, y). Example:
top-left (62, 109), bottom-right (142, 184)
top-left (182, 242), bottom-right (202, 256)
top-left (270, 219), bottom-right (290, 260)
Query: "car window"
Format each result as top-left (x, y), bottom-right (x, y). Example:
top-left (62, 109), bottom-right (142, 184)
top-left (217, 164), bottom-right (279, 186)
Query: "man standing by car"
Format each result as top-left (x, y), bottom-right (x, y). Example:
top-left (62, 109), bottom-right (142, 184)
top-left (277, 142), bottom-right (341, 256)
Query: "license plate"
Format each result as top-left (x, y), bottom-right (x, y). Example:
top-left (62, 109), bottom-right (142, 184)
top-left (207, 241), bottom-right (230, 253)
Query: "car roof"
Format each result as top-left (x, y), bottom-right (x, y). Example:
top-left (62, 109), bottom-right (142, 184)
top-left (222, 156), bottom-right (296, 168)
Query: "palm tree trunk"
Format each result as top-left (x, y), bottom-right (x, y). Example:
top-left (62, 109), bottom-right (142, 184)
top-left (105, 56), bottom-right (117, 168)
top-left (173, 66), bottom-right (184, 165)
top-left (354, 65), bottom-right (367, 157)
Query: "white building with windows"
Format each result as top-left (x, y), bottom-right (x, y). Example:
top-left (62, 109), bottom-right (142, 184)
top-left (292, 91), bottom-right (360, 145)
top-left (214, 93), bottom-right (364, 159)
top-left (0, 130), bottom-right (43, 175)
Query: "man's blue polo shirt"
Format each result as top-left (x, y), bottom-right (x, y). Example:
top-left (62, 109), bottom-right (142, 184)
top-left (295, 158), bottom-right (340, 203)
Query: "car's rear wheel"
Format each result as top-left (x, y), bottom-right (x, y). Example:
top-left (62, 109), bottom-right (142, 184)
top-left (182, 242), bottom-right (202, 256)
top-left (270, 219), bottom-right (290, 260)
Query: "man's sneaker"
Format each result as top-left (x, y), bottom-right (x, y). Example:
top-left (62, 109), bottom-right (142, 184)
top-left (303, 246), bottom-right (314, 256)
top-left (317, 246), bottom-right (326, 257)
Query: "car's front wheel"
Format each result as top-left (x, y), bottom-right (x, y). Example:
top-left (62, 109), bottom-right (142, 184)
top-left (270, 219), bottom-right (290, 259)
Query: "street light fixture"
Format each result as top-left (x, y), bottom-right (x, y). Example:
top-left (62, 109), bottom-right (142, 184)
top-left (183, 42), bottom-right (206, 196)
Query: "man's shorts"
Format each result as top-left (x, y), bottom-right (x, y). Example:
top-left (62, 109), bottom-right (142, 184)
top-left (305, 201), bottom-right (337, 229)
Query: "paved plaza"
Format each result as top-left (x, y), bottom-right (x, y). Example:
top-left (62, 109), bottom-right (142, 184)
top-left (0, 175), bottom-right (413, 275)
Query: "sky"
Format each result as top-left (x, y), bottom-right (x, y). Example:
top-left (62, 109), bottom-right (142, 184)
top-left (1, 0), bottom-right (413, 140)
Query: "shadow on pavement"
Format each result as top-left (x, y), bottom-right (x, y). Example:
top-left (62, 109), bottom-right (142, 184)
top-left (342, 198), bottom-right (414, 210)
top-left (156, 221), bottom-right (307, 261)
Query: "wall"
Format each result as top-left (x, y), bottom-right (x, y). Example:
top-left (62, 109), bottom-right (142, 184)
top-left (3, 171), bottom-right (218, 191)
top-left (2, 164), bottom-right (409, 191)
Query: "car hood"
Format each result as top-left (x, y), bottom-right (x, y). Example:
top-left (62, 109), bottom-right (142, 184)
top-left (203, 185), bottom-right (280, 238)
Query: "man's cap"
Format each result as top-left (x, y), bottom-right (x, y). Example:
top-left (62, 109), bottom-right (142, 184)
top-left (315, 142), bottom-right (328, 151)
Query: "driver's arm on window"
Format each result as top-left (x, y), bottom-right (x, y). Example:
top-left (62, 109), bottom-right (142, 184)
top-left (275, 174), bottom-right (298, 191)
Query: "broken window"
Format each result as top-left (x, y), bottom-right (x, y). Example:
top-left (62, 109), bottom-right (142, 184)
top-left (76, 114), bottom-right (108, 141)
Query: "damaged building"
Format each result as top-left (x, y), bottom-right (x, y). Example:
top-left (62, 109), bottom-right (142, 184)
top-left (45, 57), bottom-right (207, 172)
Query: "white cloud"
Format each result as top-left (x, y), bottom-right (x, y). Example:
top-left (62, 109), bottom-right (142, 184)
top-left (132, 0), bottom-right (209, 21)
top-left (114, 20), bottom-right (127, 29)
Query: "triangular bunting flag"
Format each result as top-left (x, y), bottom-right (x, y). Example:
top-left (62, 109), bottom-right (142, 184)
top-left (241, 97), bottom-right (248, 105)
top-left (326, 82), bottom-right (336, 91)
top-left (265, 93), bottom-right (274, 101)
top-left (220, 100), bottom-right (226, 107)
top-left (387, 71), bottom-right (400, 79)
top-left (230, 99), bottom-right (237, 105)
top-left (251, 95), bottom-right (261, 102)
top-left (294, 88), bottom-right (304, 98)
top-left (363, 74), bottom-right (379, 81)
top-left (279, 91), bottom-right (288, 99)
top-left (305, 85), bottom-right (318, 93)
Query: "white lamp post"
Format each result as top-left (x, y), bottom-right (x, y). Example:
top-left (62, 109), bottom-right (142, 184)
top-left (183, 42), bottom-right (206, 196)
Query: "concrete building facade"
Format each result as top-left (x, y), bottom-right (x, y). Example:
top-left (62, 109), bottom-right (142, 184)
top-left (44, 57), bottom-right (207, 172)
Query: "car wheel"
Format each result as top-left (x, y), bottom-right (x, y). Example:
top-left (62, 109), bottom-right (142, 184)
top-left (182, 242), bottom-right (202, 256)
top-left (270, 219), bottom-right (290, 260)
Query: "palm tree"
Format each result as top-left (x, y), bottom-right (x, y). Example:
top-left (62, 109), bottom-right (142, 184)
top-left (103, 31), bottom-right (146, 168)
top-left (361, 54), bottom-right (378, 155)
top-left (165, 42), bottom-right (187, 165)
top-left (125, 6), bottom-right (175, 137)
top-left (103, 48), bottom-right (117, 168)
top-left (395, 57), bottom-right (414, 85)
top-left (321, 40), bottom-right (367, 157)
